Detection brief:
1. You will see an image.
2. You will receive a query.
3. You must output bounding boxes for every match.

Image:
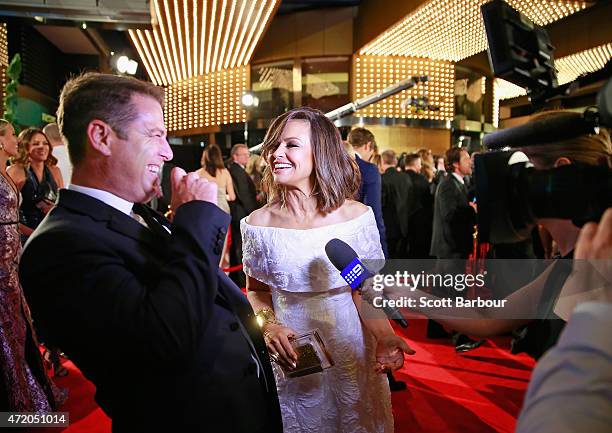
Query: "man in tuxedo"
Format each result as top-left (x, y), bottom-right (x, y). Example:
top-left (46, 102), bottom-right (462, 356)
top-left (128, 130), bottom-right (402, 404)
top-left (348, 127), bottom-right (388, 258)
top-left (429, 147), bottom-right (482, 352)
top-left (380, 150), bottom-right (412, 259)
top-left (228, 144), bottom-right (259, 287)
top-left (19, 73), bottom-right (282, 433)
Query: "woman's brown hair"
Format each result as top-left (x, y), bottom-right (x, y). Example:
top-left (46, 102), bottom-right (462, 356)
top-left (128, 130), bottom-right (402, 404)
top-left (201, 144), bottom-right (225, 177)
top-left (261, 107), bottom-right (361, 213)
top-left (11, 128), bottom-right (58, 167)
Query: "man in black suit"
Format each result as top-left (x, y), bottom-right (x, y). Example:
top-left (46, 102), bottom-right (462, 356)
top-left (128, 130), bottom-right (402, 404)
top-left (430, 147), bottom-right (475, 259)
top-left (348, 127), bottom-right (388, 258)
top-left (429, 147), bottom-right (482, 352)
top-left (380, 150), bottom-right (412, 259)
top-left (228, 144), bottom-right (259, 287)
top-left (404, 153), bottom-right (434, 259)
top-left (19, 73), bottom-right (282, 433)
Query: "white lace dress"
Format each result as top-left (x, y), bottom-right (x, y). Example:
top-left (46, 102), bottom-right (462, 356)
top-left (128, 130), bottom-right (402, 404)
top-left (241, 208), bottom-right (393, 433)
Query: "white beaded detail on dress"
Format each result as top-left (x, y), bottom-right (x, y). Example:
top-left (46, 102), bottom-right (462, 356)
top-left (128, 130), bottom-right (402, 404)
top-left (241, 207), bottom-right (393, 433)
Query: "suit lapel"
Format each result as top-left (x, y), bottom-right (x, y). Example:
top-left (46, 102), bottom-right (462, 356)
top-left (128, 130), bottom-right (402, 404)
top-left (57, 189), bottom-right (160, 250)
top-left (451, 175), bottom-right (468, 198)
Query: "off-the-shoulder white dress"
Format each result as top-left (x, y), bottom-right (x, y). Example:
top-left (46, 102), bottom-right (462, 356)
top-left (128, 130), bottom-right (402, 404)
top-left (241, 208), bottom-right (393, 433)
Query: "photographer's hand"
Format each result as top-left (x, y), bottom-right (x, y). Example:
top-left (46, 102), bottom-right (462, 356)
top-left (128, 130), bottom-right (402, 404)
top-left (554, 208), bottom-right (612, 320)
top-left (575, 208), bottom-right (612, 261)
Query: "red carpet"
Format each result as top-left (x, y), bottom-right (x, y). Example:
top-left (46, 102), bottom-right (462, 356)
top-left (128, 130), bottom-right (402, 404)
top-left (32, 315), bottom-right (533, 433)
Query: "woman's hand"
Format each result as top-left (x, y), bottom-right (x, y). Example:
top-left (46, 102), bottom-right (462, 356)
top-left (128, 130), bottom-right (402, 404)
top-left (374, 335), bottom-right (415, 373)
top-left (263, 323), bottom-right (299, 370)
top-left (37, 199), bottom-right (55, 214)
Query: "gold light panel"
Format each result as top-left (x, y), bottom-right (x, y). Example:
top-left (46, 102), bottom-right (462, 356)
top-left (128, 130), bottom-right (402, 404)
top-left (0, 23), bottom-right (7, 117)
top-left (165, 66), bottom-right (248, 132)
top-left (130, 0), bottom-right (278, 86)
top-left (353, 55), bottom-right (454, 121)
top-left (360, 0), bottom-right (589, 62)
top-left (494, 78), bottom-right (527, 101)
top-left (556, 43), bottom-right (612, 85)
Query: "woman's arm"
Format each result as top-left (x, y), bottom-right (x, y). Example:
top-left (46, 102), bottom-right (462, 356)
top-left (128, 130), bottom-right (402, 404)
top-left (225, 169), bottom-right (236, 202)
top-left (19, 224), bottom-right (34, 237)
top-left (246, 275), bottom-right (297, 368)
top-left (51, 165), bottom-right (64, 189)
top-left (352, 290), bottom-right (415, 372)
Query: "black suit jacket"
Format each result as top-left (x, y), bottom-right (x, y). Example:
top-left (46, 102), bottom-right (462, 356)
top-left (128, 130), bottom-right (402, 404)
top-left (430, 174), bottom-right (476, 259)
top-left (228, 162), bottom-right (259, 222)
top-left (381, 168), bottom-right (413, 239)
top-left (19, 190), bottom-right (282, 433)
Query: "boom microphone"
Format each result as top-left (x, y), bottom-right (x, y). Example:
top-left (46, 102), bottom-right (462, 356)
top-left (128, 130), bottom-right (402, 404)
top-left (325, 239), bottom-right (409, 328)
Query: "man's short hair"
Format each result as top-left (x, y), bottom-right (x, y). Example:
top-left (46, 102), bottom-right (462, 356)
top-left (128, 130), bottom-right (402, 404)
top-left (381, 150), bottom-right (396, 165)
top-left (347, 127), bottom-right (376, 149)
top-left (445, 147), bottom-right (465, 172)
top-left (230, 143), bottom-right (248, 157)
top-left (404, 153), bottom-right (421, 167)
top-left (57, 72), bottom-right (164, 167)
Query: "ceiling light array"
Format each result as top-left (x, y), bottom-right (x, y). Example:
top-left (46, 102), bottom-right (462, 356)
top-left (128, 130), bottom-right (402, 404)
top-left (165, 65), bottom-right (248, 132)
top-left (129, 0), bottom-right (278, 86)
top-left (556, 42), bottom-right (612, 86)
top-left (0, 23), bottom-right (8, 116)
top-left (353, 55), bottom-right (454, 121)
top-left (360, 0), bottom-right (588, 62)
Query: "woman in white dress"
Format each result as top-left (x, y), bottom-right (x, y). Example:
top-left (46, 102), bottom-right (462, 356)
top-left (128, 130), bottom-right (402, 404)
top-left (241, 107), bottom-right (414, 433)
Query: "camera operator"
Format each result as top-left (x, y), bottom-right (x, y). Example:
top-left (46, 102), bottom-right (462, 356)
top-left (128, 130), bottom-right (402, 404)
top-left (394, 110), bottom-right (612, 360)
top-left (516, 207), bottom-right (612, 433)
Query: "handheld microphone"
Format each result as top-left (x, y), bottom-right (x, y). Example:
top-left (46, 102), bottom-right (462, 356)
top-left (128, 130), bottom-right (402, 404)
top-left (325, 239), bottom-right (409, 328)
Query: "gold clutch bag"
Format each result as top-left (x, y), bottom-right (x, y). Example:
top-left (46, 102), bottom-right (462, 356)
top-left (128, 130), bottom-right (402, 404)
top-left (280, 329), bottom-right (335, 378)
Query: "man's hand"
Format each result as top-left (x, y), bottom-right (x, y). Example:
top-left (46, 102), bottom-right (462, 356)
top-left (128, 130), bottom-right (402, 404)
top-left (374, 335), bottom-right (415, 373)
top-left (170, 167), bottom-right (218, 211)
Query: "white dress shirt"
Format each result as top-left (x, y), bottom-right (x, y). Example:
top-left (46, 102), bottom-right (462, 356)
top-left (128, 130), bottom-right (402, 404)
top-left (68, 184), bottom-right (133, 216)
top-left (451, 172), bottom-right (465, 185)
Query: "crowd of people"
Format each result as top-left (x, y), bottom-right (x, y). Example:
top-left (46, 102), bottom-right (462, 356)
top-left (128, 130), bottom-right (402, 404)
top-left (0, 72), bottom-right (610, 433)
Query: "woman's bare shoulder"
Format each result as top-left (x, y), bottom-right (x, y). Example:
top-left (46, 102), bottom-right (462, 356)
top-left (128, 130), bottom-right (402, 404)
top-left (339, 199), bottom-right (369, 219)
top-left (246, 203), bottom-right (278, 227)
top-left (50, 164), bottom-right (62, 176)
top-left (7, 164), bottom-right (25, 178)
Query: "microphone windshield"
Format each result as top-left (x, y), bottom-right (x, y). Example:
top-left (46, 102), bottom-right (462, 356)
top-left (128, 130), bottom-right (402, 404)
top-left (325, 238), bottom-right (358, 271)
